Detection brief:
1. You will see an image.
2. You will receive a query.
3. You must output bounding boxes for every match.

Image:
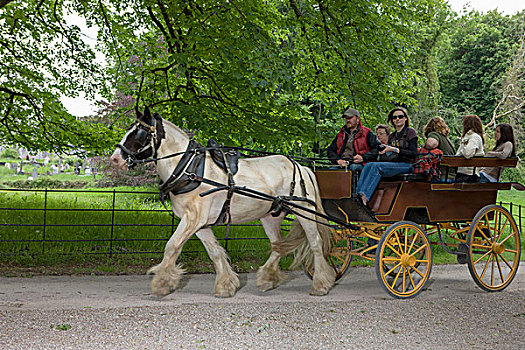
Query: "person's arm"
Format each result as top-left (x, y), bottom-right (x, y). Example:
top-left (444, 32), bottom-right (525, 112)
top-left (424, 137), bottom-right (439, 149)
top-left (460, 134), bottom-right (482, 159)
top-left (361, 131), bottom-right (381, 162)
top-left (487, 142), bottom-right (513, 159)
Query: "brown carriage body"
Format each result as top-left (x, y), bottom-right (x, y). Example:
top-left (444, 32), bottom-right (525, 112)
top-left (313, 156), bottom-right (521, 298)
top-left (315, 156), bottom-right (517, 225)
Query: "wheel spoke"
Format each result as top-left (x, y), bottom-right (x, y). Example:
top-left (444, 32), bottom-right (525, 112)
top-left (479, 254), bottom-right (493, 280)
top-left (495, 218), bottom-right (509, 242)
top-left (384, 262), bottom-right (402, 277)
top-left (382, 257), bottom-right (401, 262)
top-left (385, 242), bottom-right (402, 257)
top-left (492, 211), bottom-right (499, 242)
top-left (410, 266), bottom-right (424, 278)
top-left (491, 252), bottom-right (495, 286)
top-left (471, 243), bottom-right (491, 250)
top-left (409, 244), bottom-right (425, 258)
top-left (475, 225), bottom-right (492, 244)
top-left (402, 267), bottom-right (406, 293)
top-left (495, 254), bottom-right (505, 285)
top-left (391, 266), bottom-right (402, 288)
top-left (497, 253), bottom-right (514, 270)
top-left (394, 231), bottom-right (403, 254)
top-left (407, 266), bottom-right (417, 290)
top-left (406, 232), bottom-right (419, 255)
top-left (498, 232), bottom-right (516, 245)
top-left (473, 249), bottom-right (492, 265)
top-left (404, 228), bottom-right (408, 254)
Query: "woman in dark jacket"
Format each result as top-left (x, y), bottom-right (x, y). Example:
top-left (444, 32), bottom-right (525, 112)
top-left (357, 107), bottom-right (418, 206)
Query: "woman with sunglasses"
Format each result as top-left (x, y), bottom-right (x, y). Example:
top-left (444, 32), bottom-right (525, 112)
top-left (357, 107), bottom-right (418, 206)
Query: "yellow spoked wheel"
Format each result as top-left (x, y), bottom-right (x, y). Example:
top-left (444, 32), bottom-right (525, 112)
top-left (467, 204), bottom-right (521, 292)
top-left (376, 221), bottom-right (433, 299)
top-left (305, 227), bottom-right (353, 281)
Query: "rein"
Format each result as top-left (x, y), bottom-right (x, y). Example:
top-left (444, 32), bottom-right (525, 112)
top-left (128, 145), bottom-right (333, 167)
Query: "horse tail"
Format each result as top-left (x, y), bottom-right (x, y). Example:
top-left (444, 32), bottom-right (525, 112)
top-left (271, 167), bottom-right (333, 271)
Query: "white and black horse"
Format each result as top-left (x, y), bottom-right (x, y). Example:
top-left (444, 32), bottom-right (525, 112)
top-left (110, 108), bottom-right (335, 297)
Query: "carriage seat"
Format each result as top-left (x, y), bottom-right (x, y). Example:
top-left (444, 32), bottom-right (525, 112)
top-left (384, 173), bottom-right (429, 182)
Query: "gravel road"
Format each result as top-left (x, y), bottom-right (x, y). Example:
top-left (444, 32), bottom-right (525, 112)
top-left (1, 263), bottom-right (524, 350)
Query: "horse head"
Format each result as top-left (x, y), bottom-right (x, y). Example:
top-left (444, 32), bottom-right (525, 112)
top-left (110, 107), bottom-right (164, 170)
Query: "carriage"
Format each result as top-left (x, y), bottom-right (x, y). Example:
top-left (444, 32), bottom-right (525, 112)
top-left (111, 108), bottom-right (521, 299)
top-left (312, 156), bottom-right (522, 298)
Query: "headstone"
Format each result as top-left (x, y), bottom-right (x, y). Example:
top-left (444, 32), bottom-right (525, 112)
top-left (50, 164), bottom-right (59, 175)
top-left (32, 168), bottom-right (38, 179)
top-left (85, 167), bottom-right (91, 175)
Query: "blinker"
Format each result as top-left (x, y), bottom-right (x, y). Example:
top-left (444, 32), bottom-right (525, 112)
top-left (136, 128), bottom-right (148, 144)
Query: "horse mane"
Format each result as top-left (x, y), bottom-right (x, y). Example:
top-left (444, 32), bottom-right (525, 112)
top-left (160, 117), bottom-right (190, 142)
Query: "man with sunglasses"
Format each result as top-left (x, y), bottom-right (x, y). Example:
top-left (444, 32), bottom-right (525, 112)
top-left (326, 108), bottom-right (381, 172)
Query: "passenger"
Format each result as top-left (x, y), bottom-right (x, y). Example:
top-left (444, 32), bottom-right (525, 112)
top-left (326, 108), bottom-right (381, 172)
top-left (479, 123), bottom-right (516, 183)
top-left (455, 115), bottom-right (485, 183)
top-left (375, 124), bottom-right (391, 145)
top-left (422, 116), bottom-right (456, 182)
top-left (422, 117), bottom-right (455, 155)
top-left (357, 107), bottom-right (418, 206)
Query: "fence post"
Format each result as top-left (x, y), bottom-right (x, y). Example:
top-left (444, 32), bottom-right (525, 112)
top-left (109, 189), bottom-right (116, 259)
top-left (518, 204), bottom-right (523, 233)
top-left (42, 188), bottom-right (48, 254)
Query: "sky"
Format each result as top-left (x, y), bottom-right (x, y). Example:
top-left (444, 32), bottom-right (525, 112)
top-left (448, 0), bottom-right (525, 15)
top-left (62, 1), bottom-right (525, 117)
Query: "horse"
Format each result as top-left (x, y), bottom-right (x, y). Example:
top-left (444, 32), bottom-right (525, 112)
top-left (109, 107), bottom-right (336, 297)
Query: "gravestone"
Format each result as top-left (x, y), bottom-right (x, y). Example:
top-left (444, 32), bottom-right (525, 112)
top-left (32, 168), bottom-right (38, 179)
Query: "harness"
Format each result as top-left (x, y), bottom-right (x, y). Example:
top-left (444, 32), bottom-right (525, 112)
top-left (116, 116), bottom-right (358, 231)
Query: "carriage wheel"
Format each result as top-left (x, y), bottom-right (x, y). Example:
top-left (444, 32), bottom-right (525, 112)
top-left (467, 204), bottom-right (521, 292)
top-left (375, 221), bottom-right (433, 299)
top-left (305, 228), bottom-right (353, 281)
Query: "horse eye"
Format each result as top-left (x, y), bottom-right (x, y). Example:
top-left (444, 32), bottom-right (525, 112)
top-left (135, 129), bottom-right (148, 144)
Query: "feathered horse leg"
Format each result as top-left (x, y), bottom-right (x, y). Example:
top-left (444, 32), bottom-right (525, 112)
top-left (148, 215), bottom-right (201, 296)
top-left (256, 213), bottom-right (288, 292)
top-left (196, 228), bottom-right (240, 298)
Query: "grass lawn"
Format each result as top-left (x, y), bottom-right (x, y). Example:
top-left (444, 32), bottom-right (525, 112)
top-left (0, 163), bottom-right (523, 276)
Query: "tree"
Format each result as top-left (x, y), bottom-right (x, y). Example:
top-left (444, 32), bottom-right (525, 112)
top-left (437, 10), bottom-right (522, 121)
top-left (1, 0), bottom-right (447, 155)
top-left (0, 1), bottom-right (118, 154)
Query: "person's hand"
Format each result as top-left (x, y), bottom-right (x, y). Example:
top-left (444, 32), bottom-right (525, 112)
top-left (337, 159), bottom-right (349, 167)
top-left (379, 145), bottom-right (398, 154)
top-left (353, 154), bottom-right (363, 163)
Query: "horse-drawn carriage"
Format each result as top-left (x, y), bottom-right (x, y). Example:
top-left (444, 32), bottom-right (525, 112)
top-left (111, 108), bottom-right (521, 299)
top-left (313, 156), bottom-right (522, 298)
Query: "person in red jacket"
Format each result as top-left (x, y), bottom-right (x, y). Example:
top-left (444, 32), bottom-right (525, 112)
top-left (327, 108), bottom-right (381, 172)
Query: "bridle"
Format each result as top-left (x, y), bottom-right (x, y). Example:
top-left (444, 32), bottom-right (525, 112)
top-left (115, 117), bottom-right (160, 168)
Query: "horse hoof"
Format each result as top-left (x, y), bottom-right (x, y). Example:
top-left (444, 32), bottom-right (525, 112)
top-left (257, 281), bottom-right (277, 292)
top-left (309, 288), bottom-right (330, 296)
top-left (214, 290), bottom-right (236, 298)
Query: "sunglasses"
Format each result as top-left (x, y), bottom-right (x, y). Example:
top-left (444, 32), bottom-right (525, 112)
top-left (391, 114), bottom-right (405, 120)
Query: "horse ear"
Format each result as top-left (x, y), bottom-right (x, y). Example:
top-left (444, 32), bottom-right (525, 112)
top-left (142, 106), bottom-right (152, 125)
